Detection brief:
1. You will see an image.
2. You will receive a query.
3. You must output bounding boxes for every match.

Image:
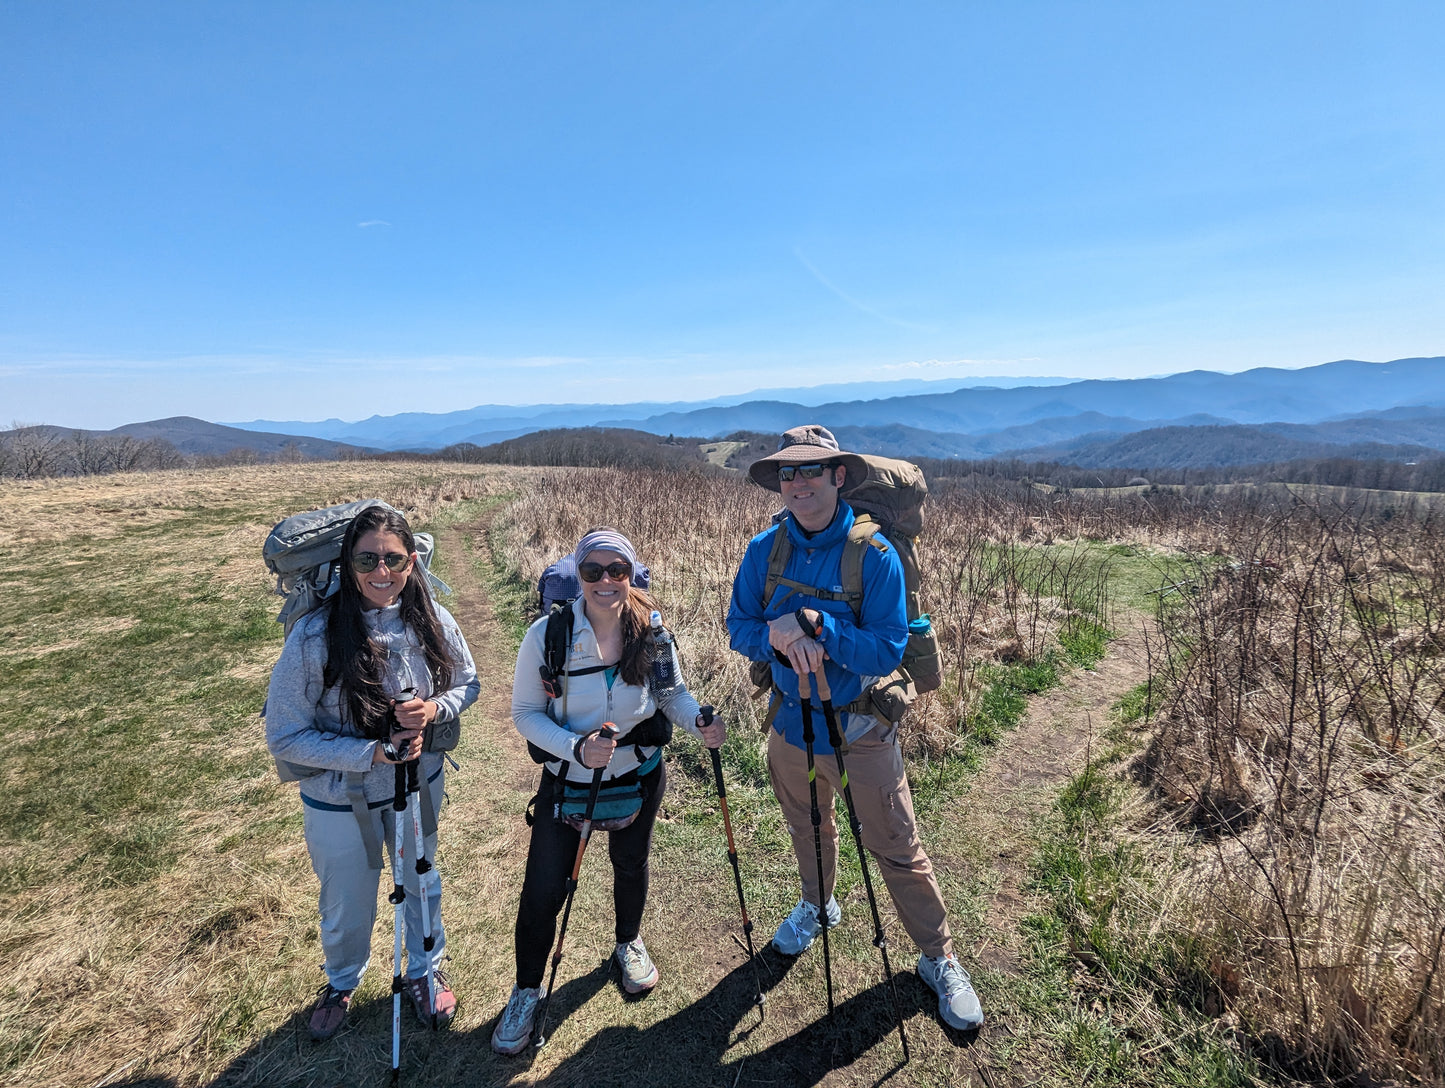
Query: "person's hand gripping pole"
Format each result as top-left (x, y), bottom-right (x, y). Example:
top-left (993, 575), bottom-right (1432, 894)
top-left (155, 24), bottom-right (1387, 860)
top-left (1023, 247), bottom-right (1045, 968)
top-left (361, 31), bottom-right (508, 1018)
top-left (701, 705), bottom-right (765, 1017)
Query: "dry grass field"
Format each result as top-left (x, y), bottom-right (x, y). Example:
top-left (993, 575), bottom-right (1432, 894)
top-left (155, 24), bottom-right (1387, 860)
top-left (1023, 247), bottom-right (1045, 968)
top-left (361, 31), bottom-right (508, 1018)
top-left (3, 460), bottom-right (1439, 1088)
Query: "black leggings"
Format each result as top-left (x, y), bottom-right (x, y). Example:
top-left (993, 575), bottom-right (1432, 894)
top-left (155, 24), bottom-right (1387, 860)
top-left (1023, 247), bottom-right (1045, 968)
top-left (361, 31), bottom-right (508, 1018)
top-left (514, 761), bottom-right (666, 989)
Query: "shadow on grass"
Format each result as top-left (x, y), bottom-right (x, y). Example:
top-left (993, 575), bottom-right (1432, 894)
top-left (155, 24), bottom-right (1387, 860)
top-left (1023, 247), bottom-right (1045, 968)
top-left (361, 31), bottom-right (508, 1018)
top-left (161, 941), bottom-right (963, 1088)
top-left (495, 945), bottom-right (947, 1088)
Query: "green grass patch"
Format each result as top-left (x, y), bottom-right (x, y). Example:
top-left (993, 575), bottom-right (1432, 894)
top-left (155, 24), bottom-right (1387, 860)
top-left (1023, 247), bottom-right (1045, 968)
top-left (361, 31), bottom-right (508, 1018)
top-left (969, 657), bottom-right (1061, 744)
top-left (1115, 681), bottom-right (1158, 727)
top-left (1060, 614), bottom-right (1110, 666)
top-left (1014, 706), bottom-right (1264, 1086)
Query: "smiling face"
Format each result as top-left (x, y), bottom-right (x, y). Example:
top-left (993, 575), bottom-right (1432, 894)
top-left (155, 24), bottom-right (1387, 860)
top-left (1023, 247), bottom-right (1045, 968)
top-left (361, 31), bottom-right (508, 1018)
top-left (780, 462), bottom-right (846, 532)
top-left (351, 528), bottom-right (415, 610)
top-left (578, 548), bottom-right (631, 621)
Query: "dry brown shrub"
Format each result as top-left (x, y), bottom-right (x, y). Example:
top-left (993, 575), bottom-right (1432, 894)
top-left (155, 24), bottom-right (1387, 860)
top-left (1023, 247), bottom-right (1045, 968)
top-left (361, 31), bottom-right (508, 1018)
top-left (1139, 498), bottom-right (1445, 1082)
top-left (489, 467), bottom-right (1113, 756)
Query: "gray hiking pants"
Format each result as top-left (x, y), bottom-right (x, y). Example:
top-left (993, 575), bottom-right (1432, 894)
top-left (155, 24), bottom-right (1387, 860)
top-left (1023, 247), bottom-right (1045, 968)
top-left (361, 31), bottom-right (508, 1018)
top-left (302, 768), bottom-right (446, 992)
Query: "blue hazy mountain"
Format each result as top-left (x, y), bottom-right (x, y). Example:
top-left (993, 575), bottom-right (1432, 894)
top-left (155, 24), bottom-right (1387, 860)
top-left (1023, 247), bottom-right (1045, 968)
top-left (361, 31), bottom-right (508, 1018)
top-left (226, 375), bottom-right (1070, 449)
top-left (213, 357), bottom-right (1445, 466)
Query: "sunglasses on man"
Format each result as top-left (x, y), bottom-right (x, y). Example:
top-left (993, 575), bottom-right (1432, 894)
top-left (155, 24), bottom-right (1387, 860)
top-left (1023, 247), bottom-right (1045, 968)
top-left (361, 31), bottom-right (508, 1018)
top-left (353, 551), bottom-right (411, 573)
top-left (778, 463), bottom-right (832, 483)
top-left (578, 559), bottom-right (634, 583)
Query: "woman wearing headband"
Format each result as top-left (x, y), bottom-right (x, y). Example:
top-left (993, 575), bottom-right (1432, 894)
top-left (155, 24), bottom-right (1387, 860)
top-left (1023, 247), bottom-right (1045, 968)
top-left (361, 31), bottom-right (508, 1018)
top-left (491, 527), bottom-right (725, 1055)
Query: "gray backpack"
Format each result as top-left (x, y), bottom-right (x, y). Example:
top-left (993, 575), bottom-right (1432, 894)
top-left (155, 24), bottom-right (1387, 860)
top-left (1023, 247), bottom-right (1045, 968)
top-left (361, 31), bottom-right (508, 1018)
top-left (262, 499), bottom-right (451, 636)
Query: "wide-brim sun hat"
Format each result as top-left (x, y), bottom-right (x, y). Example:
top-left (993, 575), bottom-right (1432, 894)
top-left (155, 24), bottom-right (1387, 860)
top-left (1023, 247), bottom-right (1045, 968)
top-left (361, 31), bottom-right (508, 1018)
top-left (747, 424), bottom-right (871, 493)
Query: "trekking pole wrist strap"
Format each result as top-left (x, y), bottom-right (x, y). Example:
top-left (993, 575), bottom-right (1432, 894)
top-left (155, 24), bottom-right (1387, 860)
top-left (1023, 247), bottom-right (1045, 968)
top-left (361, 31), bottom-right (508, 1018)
top-left (795, 608), bottom-right (823, 640)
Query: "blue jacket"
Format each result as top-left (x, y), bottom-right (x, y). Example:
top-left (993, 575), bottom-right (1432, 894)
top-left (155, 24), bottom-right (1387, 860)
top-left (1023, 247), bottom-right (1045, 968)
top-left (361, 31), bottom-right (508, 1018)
top-left (727, 502), bottom-right (907, 755)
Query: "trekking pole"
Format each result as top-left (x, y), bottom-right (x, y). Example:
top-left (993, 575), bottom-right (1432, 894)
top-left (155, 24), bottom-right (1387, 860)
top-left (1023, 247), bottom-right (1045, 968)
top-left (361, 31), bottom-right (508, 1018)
top-left (699, 705), bottom-right (765, 1017)
top-left (534, 724), bottom-right (617, 1049)
top-left (389, 756), bottom-right (408, 1087)
top-left (405, 756), bottom-right (438, 1029)
top-left (390, 689), bottom-right (440, 1033)
top-left (814, 671), bottom-right (910, 1063)
top-left (797, 673), bottom-right (835, 1018)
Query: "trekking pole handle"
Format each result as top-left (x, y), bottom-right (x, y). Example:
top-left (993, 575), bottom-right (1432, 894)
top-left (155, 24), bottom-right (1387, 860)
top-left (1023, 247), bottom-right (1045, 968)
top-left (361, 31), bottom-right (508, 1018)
top-left (382, 687), bottom-right (419, 762)
top-left (699, 704), bottom-right (720, 749)
top-left (578, 723), bottom-right (617, 768)
top-left (814, 670), bottom-right (832, 702)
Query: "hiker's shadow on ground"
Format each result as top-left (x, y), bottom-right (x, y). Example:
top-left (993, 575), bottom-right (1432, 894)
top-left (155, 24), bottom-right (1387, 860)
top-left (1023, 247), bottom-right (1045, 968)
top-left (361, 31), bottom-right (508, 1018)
top-left (491, 945), bottom-right (950, 1088)
top-left (127, 947), bottom-right (970, 1087)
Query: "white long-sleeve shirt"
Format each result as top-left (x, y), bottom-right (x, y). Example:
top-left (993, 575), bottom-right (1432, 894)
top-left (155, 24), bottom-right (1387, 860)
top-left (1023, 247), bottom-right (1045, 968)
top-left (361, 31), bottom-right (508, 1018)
top-left (511, 597), bottom-right (701, 785)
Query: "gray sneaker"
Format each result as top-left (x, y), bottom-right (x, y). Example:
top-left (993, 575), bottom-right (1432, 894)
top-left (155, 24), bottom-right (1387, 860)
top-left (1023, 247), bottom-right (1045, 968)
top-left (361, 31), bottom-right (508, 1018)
top-left (615, 938), bottom-right (659, 994)
top-left (918, 953), bottom-right (984, 1030)
top-left (771, 896), bottom-right (842, 955)
top-left (490, 984), bottom-right (542, 1055)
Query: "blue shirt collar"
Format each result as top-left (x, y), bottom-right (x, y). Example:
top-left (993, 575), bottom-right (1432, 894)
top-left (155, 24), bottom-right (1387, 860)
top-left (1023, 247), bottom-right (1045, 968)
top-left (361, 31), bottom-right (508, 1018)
top-left (784, 501), bottom-right (854, 549)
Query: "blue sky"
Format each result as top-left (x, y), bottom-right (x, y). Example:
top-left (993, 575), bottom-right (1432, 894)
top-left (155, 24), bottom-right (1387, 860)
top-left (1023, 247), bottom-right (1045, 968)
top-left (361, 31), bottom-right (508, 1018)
top-left (3, 1), bottom-right (1443, 429)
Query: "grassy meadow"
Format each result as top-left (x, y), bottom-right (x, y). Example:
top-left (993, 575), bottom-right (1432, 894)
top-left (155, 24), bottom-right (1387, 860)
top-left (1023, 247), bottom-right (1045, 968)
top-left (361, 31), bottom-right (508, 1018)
top-left (2, 461), bottom-right (1440, 1087)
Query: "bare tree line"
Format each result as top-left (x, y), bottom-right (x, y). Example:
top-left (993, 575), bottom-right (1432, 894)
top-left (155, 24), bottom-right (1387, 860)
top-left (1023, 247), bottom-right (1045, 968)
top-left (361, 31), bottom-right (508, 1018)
top-left (0, 425), bottom-right (340, 478)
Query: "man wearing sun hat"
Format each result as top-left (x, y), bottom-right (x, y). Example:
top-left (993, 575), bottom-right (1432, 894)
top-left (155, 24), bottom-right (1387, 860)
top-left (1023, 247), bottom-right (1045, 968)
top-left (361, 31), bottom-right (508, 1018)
top-left (725, 424), bottom-right (984, 1032)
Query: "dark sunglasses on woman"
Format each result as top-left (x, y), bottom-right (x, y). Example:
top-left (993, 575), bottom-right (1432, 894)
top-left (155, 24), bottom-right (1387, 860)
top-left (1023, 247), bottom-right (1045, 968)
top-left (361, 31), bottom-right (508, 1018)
top-left (353, 550), bottom-right (411, 573)
top-left (578, 560), bottom-right (633, 583)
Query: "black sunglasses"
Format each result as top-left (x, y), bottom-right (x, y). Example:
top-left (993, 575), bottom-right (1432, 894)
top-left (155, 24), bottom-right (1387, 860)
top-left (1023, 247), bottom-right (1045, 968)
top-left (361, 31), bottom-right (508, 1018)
top-left (353, 551), bottom-right (411, 573)
top-left (778, 463), bottom-right (830, 483)
top-left (578, 560), bottom-right (633, 583)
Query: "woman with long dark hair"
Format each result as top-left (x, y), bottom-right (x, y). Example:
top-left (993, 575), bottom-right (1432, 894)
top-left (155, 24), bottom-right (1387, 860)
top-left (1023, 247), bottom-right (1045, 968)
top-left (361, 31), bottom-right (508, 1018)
top-left (266, 504), bottom-right (479, 1041)
top-left (491, 527), bottom-right (725, 1055)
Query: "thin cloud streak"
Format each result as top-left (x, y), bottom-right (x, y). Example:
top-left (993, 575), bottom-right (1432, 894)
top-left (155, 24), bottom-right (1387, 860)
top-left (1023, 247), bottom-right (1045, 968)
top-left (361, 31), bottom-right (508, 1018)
top-left (793, 248), bottom-right (934, 332)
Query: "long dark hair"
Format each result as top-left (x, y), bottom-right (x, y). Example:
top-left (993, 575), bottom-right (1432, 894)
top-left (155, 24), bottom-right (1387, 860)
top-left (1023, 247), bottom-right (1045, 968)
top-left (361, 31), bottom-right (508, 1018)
top-left (323, 505), bottom-right (455, 739)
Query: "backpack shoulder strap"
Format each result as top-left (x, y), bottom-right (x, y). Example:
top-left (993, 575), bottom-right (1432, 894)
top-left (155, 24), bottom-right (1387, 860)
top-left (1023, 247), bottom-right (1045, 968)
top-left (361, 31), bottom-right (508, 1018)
top-left (540, 605), bottom-right (575, 700)
top-left (839, 514), bottom-right (889, 623)
top-left (759, 520), bottom-right (794, 613)
top-left (529, 606), bottom-right (581, 771)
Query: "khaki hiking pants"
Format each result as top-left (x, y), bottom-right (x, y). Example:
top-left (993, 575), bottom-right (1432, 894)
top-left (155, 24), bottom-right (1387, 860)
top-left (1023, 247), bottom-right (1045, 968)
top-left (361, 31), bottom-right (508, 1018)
top-left (767, 717), bottom-right (954, 959)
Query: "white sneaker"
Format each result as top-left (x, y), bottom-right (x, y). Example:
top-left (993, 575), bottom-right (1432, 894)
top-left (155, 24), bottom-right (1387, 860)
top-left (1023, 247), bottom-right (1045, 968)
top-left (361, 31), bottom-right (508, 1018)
top-left (490, 984), bottom-right (542, 1055)
top-left (771, 896), bottom-right (842, 955)
top-left (615, 938), bottom-right (659, 994)
top-left (918, 953), bottom-right (984, 1030)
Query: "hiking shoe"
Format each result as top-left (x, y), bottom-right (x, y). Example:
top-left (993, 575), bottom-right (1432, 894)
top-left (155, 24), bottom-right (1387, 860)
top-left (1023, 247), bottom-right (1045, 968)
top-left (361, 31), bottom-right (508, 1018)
top-left (918, 953), bottom-right (984, 1030)
top-left (615, 937), bottom-right (659, 994)
top-left (490, 984), bottom-right (542, 1055)
top-left (771, 896), bottom-right (841, 955)
top-left (406, 968), bottom-right (457, 1028)
top-left (307, 983), bottom-right (353, 1041)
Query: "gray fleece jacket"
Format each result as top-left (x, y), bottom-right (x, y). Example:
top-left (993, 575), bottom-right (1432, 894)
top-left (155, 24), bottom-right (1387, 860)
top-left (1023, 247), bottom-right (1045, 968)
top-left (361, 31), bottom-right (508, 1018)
top-left (264, 600), bottom-right (480, 809)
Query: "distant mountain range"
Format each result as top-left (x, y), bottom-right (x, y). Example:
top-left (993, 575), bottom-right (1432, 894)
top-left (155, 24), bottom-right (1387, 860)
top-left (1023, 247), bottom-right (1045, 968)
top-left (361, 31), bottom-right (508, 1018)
top-left (29, 357), bottom-right (1444, 471)
top-left (222, 356), bottom-right (1445, 468)
top-left (225, 374), bottom-right (1072, 449)
top-left (23, 417), bottom-right (376, 459)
